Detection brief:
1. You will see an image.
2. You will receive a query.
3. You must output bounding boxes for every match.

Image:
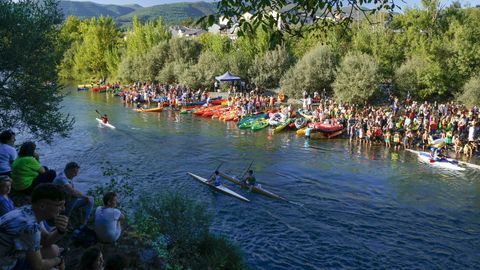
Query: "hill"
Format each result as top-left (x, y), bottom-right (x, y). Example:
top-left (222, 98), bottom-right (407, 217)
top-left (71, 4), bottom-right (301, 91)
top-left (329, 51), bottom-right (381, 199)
top-left (116, 2), bottom-right (217, 25)
top-left (59, 1), bottom-right (142, 18)
top-left (59, 1), bottom-right (217, 26)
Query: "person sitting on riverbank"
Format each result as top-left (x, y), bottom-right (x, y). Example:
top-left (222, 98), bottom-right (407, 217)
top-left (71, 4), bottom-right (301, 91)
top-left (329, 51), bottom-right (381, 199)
top-left (207, 171), bottom-right (222, 187)
top-left (0, 130), bottom-right (17, 177)
top-left (94, 192), bottom-right (124, 243)
top-left (0, 184), bottom-right (68, 270)
top-left (53, 162), bottom-right (93, 229)
top-left (11, 141), bottom-right (56, 195)
top-left (0, 175), bottom-right (14, 217)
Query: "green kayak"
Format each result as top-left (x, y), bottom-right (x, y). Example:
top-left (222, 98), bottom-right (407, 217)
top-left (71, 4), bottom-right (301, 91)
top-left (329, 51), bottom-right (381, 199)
top-left (273, 118), bottom-right (291, 134)
top-left (251, 119), bottom-right (269, 131)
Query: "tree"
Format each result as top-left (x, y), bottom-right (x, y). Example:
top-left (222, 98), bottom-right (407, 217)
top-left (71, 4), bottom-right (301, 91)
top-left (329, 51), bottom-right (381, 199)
top-left (201, 0), bottom-right (399, 44)
top-left (333, 52), bottom-right (380, 104)
top-left (73, 16), bottom-right (122, 81)
top-left (249, 46), bottom-right (293, 89)
top-left (0, 0), bottom-right (73, 142)
top-left (394, 55), bottom-right (446, 100)
top-left (280, 45), bottom-right (337, 98)
top-left (168, 38), bottom-right (201, 63)
top-left (457, 75), bottom-right (480, 107)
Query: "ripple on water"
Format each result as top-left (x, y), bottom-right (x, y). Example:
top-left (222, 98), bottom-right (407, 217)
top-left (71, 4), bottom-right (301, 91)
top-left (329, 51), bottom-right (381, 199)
top-left (31, 91), bottom-right (480, 270)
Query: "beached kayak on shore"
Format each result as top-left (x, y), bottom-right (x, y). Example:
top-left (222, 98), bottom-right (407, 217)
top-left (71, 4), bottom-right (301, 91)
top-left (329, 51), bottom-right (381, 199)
top-left (187, 172), bottom-right (250, 202)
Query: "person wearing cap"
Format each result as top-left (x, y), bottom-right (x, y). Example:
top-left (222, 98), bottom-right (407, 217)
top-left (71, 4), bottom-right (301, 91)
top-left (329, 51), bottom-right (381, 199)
top-left (0, 175), bottom-right (14, 217)
top-left (0, 184), bottom-right (68, 270)
top-left (53, 162), bottom-right (93, 229)
top-left (0, 130), bottom-right (17, 176)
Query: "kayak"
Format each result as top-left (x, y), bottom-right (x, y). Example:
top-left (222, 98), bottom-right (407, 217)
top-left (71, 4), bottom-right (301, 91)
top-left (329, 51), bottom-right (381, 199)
top-left (218, 172), bottom-right (288, 201)
top-left (273, 118), bottom-right (291, 134)
top-left (134, 107), bottom-right (163, 112)
top-left (187, 172), bottom-right (250, 202)
top-left (406, 149), bottom-right (465, 171)
top-left (308, 122), bottom-right (343, 132)
top-left (294, 118), bottom-right (306, 129)
top-left (95, 118), bottom-right (116, 129)
top-left (406, 149), bottom-right (480, 170)
top-left (251, 119), bottom-right (269, 131)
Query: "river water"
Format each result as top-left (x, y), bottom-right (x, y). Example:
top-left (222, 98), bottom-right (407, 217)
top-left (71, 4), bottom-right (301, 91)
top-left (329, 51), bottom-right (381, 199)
top-left (36, 90), bottom-right (480, 269)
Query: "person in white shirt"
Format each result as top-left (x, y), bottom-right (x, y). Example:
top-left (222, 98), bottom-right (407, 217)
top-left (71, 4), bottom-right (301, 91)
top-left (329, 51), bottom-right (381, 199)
top-left (93, 192), bottom-right (124, 243)
top-left (0, 130), bottom-right (17, 176)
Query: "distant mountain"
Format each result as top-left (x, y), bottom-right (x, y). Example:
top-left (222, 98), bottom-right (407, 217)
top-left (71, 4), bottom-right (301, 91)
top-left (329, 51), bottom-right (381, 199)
top-left (116, 1), bottom-right (217, 24)
top-left (59, 1), bottom-right (217, 26)
top-left (59, 1), bottom-right (142, 18)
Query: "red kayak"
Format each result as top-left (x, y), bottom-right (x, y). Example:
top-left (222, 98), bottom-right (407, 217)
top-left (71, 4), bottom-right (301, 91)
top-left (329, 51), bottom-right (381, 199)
top-left (308, 122), bottom-right (343, 133)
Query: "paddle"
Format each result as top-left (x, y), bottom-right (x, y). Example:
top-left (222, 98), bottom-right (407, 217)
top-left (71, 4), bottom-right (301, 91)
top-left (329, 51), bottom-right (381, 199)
top-left (95, 109), bottom-right (102, 117)
top-left (240, 160), bottom-right (254, 181)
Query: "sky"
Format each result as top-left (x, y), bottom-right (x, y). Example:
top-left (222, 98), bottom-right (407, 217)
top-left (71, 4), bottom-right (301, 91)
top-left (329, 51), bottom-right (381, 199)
top-left (69, 0), bottom-right (480, 8)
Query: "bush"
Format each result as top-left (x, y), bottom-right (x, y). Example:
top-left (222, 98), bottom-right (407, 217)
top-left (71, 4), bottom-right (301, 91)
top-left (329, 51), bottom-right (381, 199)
top-left (133, 192), bottom-right (211, 267)
top-left (333, 51), bottom-right (380, 104)
top-left (86, 161), bottom-right (135, 210)
top-left (457, 75), bottom-right (480, 107)
top-left (394, 55), bottom-right (446, 100)
top-left (133, 192), bottom-right (248, 269)
top-left (194, 235), bottom-right (249, 270)
top-left (280, 45), bottom-right (337, 98)
top-left (249, 46), bottom-right (293, 90)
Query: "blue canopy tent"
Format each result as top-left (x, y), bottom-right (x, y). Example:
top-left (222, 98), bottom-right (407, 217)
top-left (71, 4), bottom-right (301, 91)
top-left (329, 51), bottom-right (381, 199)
top-left (215, 71), bottom-right (241, 81)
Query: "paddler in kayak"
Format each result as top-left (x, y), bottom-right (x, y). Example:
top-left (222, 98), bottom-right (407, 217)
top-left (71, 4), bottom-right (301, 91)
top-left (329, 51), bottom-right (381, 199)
top-left (101, 114), bottom-right (108, 124)
top-left (430, 148), bottom-right (445, 161)
top-left (242, 170), bottom-right (257, 190)
top-left (207, 171), bottom-right (222, 186)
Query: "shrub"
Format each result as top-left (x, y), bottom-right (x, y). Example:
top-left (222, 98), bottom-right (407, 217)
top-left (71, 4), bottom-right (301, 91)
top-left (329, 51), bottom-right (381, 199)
top-left (457, 75), bottom-right (480, 107)
top-left (280, 45), bottom-right (337, 98)
top-left (333, 51), bottom-right (380, 104)
top-left (249, 46), bottom-right (293, 90)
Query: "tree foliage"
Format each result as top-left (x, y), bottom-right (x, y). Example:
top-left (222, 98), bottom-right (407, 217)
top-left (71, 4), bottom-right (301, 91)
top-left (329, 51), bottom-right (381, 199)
top-left (280, 45), bottom-right (337, 98)
top-left (457, 75), bottom-right (480, 108)
top-left (0, 0), bottom-right (73, 142)
top-left (333, 52), bottom-right (380, 104)
top-left (249, 46), bottom-right (292, 89)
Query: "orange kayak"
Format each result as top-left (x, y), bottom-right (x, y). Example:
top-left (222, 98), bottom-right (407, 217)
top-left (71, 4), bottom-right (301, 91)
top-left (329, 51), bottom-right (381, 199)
top-left (134, 107), bottom-right (163, 112)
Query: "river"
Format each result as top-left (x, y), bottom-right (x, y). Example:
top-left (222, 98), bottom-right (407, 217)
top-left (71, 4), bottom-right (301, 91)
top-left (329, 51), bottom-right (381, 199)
top-left (35, 89), bottom-right (480, 269)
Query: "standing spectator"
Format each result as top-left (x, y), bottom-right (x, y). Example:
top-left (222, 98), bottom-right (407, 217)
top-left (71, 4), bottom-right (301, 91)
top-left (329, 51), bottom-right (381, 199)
top-left (11, 141), bottom-right (56, 194)
top-left (0, 175), bottom-right (14, 216)
top-left (0, 184), bottom-right (68, 270)
top-left (53, 162), bottom-right (93, 229)
top-left (0, 130), bottom-right (17, 176)
top-left (93, 192), bottom-right (124, 243)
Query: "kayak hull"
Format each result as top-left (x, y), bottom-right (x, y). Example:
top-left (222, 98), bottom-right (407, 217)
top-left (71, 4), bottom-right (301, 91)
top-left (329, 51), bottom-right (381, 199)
top-left (218, 172), bottom-right (288, 201)
top-left (187, 173), bottom-right (250, 202)
top-left (96, 118), bottom-right (116, 129)
top-left (406, 149), bottom-right (466, 171)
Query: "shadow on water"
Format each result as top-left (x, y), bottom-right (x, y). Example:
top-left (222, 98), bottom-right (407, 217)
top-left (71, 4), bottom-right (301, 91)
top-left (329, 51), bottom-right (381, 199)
top-left (34, 89), bottom-right (480, 270)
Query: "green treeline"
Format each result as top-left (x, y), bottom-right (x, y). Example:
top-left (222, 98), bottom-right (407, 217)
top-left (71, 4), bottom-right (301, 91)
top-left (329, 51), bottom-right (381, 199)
top-left (58, 3), bottom-right (480, 106)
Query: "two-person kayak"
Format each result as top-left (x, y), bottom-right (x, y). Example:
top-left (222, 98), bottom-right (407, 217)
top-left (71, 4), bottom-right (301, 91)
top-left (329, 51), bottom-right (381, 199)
top-left (187, 172), bottom-right (250, 202)
top-left (218, 172), bottom-right (288, 201)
